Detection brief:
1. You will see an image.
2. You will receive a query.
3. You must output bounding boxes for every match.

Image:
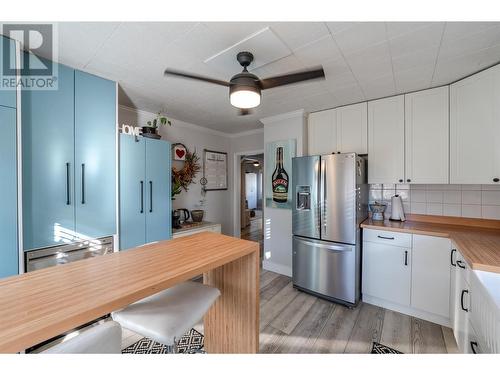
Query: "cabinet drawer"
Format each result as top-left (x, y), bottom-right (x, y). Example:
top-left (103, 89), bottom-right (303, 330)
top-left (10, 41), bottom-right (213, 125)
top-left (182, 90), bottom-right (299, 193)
top-left (363, 228), bottom-right (412, 248)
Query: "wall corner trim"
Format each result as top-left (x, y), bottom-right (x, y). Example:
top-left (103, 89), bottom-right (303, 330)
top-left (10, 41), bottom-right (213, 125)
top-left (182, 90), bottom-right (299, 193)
top-left (260, 109), bottom-right (306, 126)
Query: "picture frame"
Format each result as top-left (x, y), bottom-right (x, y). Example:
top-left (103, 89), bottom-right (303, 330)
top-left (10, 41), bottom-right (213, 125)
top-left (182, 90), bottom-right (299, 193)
top-left (265, 139), bottom-right (296, 209)
top-left (203, 149), bottom-right (228, 191)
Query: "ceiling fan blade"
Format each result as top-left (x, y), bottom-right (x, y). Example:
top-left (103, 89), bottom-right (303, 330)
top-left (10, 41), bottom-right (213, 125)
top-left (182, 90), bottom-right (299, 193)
top-left (259, 66), bottom-right (325, 90)
top-left (164, 69), bottom-right (230, 87)
top-left (238, 108), bottom-right (252, 116)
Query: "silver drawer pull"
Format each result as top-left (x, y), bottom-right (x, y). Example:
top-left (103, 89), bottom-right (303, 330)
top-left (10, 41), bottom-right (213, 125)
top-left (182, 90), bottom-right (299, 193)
top-left (296, 239), bottom-right (352, 252)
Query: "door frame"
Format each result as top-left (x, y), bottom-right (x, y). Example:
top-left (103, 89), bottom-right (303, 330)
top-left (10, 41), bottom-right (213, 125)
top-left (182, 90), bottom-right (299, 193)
top-left (232, 149), bottom-right (264, 237)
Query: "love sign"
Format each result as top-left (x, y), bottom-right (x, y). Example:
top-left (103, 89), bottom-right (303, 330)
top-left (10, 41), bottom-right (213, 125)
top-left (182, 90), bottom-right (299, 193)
top-left (173, 144), bottom-right (187, 161)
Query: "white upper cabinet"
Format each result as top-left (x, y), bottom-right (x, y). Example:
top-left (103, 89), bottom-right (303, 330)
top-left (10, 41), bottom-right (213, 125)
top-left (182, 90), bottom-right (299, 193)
top-left (405, 87), bottom-right (449, 184)
top-left (308, 109), bottom-right (337, 155)
top-left (450, 64), bottom-right (500, 184)
top-left (368, 95), bottom-right (405, 184)
top-left (336, 102), bottom-right (368, 154)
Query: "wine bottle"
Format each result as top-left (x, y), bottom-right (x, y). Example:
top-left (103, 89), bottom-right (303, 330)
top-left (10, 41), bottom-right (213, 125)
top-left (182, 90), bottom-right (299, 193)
top-left (272, 147), bottom-right (289, 203)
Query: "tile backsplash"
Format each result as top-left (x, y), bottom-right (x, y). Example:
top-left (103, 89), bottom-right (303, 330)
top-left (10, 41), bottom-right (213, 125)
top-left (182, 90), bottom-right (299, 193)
top-left (368, 184), bottom-right (500, 220)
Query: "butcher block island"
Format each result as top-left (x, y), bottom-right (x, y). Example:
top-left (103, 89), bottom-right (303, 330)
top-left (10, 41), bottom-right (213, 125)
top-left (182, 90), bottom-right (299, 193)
top-left (0, 232), bottom-right (260, 354)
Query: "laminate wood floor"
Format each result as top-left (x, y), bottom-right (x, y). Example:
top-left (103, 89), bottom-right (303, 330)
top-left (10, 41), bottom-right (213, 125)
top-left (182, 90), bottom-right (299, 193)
top-left (121, 269), bottom-right (459, 354)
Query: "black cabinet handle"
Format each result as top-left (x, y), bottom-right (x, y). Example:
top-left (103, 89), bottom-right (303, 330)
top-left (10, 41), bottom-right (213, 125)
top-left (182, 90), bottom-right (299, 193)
top-left (493, 178), bottom-right (499, 182)
top-left (456, 260), bottom-right (466, 269)
top-left (461, 289), bottom-right (469, 312)
top-left (66, 162), bottom-right (71, 205)
top-left (451, 249), bottom-right (457, 267)
top-left (377, 235), bottom-right (395, 240)
top-left (81, 163), bottom-right (85, 204)
top-left (407, 179), bottom-right (411, 182)
top-left (149, 181), bottom-right (153, 213)
top-left (404, 250), bottom-right (408, 266)
top-left (470, 341), bottom-right (478, 354)
top-left (398, 179), bottom-right (403, 183)
top-left (140, 181), bottom-right (144, 213)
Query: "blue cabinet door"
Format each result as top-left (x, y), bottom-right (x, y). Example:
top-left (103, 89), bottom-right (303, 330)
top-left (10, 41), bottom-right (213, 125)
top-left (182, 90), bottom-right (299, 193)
top-left (145, 139), bottom-right (171, 243)
top-left (119, 134), bottom-right (146, 250)
top-left (22, 60), bottom-right (75, 250)
top-left (74, 71), bottom-right (116, 239)
top-left (0, 106), bottom-right (18, 278)
top-left (0, 36), bottom-right (17, 109)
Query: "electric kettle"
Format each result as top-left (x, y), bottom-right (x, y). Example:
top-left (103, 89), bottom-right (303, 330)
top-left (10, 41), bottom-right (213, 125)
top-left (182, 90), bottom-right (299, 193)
top-left (390, 195), bottom-right (406, 222)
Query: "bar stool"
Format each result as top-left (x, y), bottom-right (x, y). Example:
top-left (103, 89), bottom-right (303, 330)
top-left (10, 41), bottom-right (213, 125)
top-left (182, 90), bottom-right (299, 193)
top-left (112, 281), bottom-right (220, 353)
top-left (42, 321), bottom-right (122, 354)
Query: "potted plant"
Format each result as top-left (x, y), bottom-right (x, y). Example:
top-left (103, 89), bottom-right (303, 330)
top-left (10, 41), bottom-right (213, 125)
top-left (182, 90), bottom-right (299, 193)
top-left (142, 111), bottom-right (171, 139)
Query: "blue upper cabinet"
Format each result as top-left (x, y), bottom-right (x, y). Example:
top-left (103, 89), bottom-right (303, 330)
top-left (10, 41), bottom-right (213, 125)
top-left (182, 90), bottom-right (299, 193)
top-left (145, 139), bottom-right (171, 243)
top-left (22, 59), bottom-right (75, 250)
top-left (119, 134), bottom-right (146, 250)
top-left (0, 36), bottom-right (17, 109)
top-left (0, 106), bottom-right (18, 278)
top-left (74, 71), bottom-right (116, 239)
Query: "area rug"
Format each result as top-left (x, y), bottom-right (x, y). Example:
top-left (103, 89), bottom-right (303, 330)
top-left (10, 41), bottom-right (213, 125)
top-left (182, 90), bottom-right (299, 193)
top-left (122, 328), bottom-right (205, 354)
top-left (371, 342), bottom-right (403, 354)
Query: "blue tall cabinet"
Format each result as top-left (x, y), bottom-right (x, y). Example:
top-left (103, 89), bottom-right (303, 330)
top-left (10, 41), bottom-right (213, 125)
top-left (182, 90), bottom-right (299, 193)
top-left (22, 58), bottom-right (116, 250)
top-left (119, 134), bottom-right (171, 250)
top-left (0, 36), bottom-right (19, 278)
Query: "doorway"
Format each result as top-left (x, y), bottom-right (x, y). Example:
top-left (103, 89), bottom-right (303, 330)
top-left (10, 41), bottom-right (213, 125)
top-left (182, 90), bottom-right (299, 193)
top-left (239, 153), bottom-right (264, 257)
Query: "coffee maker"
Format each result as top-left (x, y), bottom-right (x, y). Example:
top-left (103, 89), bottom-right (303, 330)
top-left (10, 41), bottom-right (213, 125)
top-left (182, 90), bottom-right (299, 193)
top-left (172, 209), bottom-right (190, 229)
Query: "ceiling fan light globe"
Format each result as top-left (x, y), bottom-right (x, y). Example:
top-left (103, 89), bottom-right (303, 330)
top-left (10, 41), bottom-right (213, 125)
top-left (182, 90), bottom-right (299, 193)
top-left (230, 89), bottom-right (261, 109)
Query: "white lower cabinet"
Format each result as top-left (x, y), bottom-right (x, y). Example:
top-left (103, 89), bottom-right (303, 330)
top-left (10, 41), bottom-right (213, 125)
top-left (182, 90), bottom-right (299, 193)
top-left (362, 241), bottom-right (411, 306)
top-left (411, 235), bottom-right (450, 318)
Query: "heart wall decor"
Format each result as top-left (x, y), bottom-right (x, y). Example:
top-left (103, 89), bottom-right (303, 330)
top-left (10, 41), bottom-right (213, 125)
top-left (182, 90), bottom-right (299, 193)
top-left (173, 143), bottom-right (187, 161)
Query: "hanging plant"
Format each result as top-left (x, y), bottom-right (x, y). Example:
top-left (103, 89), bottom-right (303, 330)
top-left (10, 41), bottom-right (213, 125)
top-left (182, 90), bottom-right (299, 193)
top-left (171, 143), bottom-right (201, 200)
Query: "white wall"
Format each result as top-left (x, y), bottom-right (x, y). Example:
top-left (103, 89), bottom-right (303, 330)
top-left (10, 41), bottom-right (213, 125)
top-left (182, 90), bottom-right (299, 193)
top-left (261, 110), bottom-right (307, 277)
top-left (119, 106), bottom-right (233, 234)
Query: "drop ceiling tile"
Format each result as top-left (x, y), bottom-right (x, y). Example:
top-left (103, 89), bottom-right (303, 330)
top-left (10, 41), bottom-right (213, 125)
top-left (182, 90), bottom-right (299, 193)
top-left (253, 54), bottom-right (306, 77)
top-left (438, 26), bottom-right (500, 61)
top-left (328, 84), bottom-right (365, 105)
top-left (269, 22), bottom-right (330, 50)
top-left (323, 58), bottom-right (359, 90)
top-left (292, 35), bottom-right (343, 66)
top-left (325, 22), bottom-right (358, 35)
top-left (433, 50), bottom-right (486, 85)
top-left (388, 23), bottom-right (445, 60)
top-left (394, 64), bottom-right (434, 93)
top-left (333, 22), bottom-right (387, 56)
top-left (360, 74), bottom-right (396, 100)
top-left (442, 22), bottom-right (500, 41)
top-left (345, 42), bottom-right (393, 82)
top-left (202, 22), bottom-right (268, 46)
top-left (385, 22), bottom-right (442, 39)
top-left (391, 47), bottom-right (439, 73)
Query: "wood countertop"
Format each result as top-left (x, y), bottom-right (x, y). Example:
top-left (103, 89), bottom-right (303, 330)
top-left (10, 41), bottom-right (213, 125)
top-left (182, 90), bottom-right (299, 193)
top-left (361, 214), bottom-right (500, 274)
top-left (0, 232), bottom-right (259, 353)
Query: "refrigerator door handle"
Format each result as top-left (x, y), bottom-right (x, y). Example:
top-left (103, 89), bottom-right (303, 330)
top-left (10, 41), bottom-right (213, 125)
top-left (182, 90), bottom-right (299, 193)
top-left (320, 158), bottom-right (327, 236)
top-left (295, 238), bottom-right (352, 252)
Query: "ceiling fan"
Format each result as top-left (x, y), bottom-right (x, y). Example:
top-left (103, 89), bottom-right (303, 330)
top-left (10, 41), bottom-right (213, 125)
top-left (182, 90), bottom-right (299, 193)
top-left (164, 51), bottom-right (325, 116)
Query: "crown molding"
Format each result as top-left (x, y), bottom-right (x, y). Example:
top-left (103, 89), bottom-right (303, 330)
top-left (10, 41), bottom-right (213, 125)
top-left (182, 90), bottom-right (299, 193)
top-left (259, 109), bottom-right (306, 126)
top-left (226, 127), bottom-right (264, 138)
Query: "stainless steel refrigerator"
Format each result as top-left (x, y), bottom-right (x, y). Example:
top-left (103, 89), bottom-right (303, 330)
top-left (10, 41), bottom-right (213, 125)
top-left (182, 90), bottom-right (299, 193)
top-left (292, 153), bottom-right (368, 306)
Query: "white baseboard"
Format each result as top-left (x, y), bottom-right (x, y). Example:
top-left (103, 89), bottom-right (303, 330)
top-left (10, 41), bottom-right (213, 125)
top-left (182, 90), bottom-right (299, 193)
top-left (262, 260), bottom-right (292, 277)
top-left (362, 294), bottom-right (452, 328)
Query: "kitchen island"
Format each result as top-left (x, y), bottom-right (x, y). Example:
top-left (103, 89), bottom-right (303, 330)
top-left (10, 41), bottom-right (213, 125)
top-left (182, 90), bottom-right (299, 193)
top-left (0, 232), bottom-right (259, 353)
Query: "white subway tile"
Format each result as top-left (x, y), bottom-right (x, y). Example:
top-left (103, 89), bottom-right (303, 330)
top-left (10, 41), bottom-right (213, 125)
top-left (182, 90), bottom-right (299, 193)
top-left (443, 191), bottom-right (461, 204)
top-left (462, 190), bottom-right (481, 205)
top-left (426, 190), bottom-right (444, 203)
top-left (426, 203), bottom-right (443, 215)
top-left (403, 202), bottom-right (410, 214)
top-left (410, 190), bottom-right (426, 203)
top-left (369, 190), bottom-right (383, 202)
top-left (383, 184), bottom-right (395, 190)
top-left (442, 184), bottom-right (462, 191)
top-left (482, 205), bottom-right (500, 220)
top-left (396, 184), bottom-right (410, 190)
top-left (481, 191), bottom-right (500, 205)
top-left (410, 202), bottom-right (427, 214)
top-left (383, 190), bottom-right (395, 200)
top-left (481, 184), bottom-right (500, 191)
top-left (426, 184), bottom-right (446, 190)
top-left (396, 189), bottom-right (410, 202)
top-left (462, 204), bottom-right (482, 218)
top-left (410, 184), bottom-right (426, 190)
top-left (461, 184), bottom-right (482, 191)
top-left (370, 184), bottom-right (383, 190)
top-left (443, 204), bottom-right (461, 217)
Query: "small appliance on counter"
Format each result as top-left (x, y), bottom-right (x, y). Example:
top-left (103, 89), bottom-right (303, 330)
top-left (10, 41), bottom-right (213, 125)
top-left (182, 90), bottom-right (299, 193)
top-left (369, 202), bottom-right (387, 221)
top-left (172, 208), bottom-right (190, 229)
top-left (390, 195), bottom-right (406, 222)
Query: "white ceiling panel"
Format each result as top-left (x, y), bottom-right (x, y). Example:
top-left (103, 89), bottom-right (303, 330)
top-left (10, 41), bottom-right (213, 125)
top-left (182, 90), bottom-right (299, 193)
top-left (29, 21), bottom-right (500, 133)
top-left (332, 22), bottom-right (387, 56)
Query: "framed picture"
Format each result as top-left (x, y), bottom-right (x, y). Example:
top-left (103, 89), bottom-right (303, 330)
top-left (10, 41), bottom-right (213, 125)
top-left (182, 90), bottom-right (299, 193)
top-left (173, 143), bottom-right (187, 161)
top-left (265, 139), bottom-right (296, 209)
top-left (203, 149), bottom-right (228, 191)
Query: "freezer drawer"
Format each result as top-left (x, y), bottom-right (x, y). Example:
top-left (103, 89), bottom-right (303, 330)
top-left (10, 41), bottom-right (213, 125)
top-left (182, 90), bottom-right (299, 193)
top-left (293, 236), bottom-right (359, 305)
